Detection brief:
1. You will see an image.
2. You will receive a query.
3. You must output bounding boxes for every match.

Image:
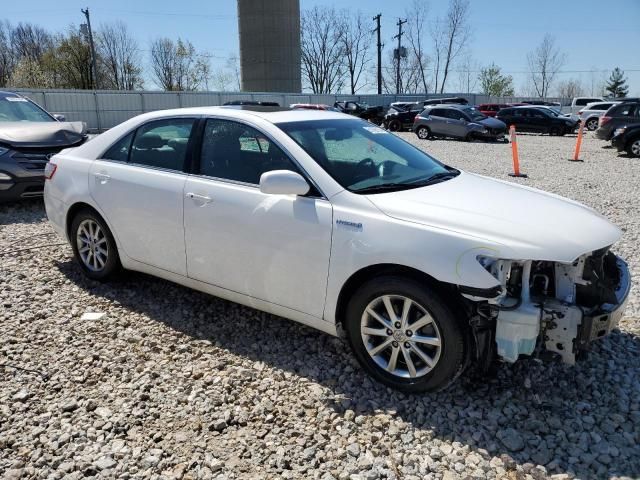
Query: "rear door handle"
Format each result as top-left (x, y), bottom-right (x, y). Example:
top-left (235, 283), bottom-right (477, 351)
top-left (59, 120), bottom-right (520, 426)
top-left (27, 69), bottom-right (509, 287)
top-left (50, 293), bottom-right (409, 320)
top-left (186, 192), bottom-right (212, 204)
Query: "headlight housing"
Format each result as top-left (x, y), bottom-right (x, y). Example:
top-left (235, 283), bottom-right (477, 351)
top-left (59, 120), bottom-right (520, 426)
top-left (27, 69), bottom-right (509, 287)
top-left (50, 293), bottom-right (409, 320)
top-left (0, 172), bottom-right (12, 181)
top-left (613, 127), bottom-right (626, 137)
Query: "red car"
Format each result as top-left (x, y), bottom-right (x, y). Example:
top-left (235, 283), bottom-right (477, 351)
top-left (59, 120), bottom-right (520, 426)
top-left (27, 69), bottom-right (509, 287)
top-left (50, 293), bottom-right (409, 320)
top-left (477, 103), bottom-right (511, 117)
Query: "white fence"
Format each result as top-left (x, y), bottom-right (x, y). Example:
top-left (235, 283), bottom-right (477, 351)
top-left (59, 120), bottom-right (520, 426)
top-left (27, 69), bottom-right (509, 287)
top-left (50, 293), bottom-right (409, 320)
top-left (10, 88), bottom-right (568, 132)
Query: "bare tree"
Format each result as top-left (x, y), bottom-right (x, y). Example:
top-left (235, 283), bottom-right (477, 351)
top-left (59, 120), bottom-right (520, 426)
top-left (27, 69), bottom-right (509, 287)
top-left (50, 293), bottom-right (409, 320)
top-left (339, 11), bottom-right (371, 94)
top-left (436, 0), bottom-right (471, 93)
top-left (49, 29), bottom-right (93, 89)
top-left (527, 34), bottom-right (566, 98)
top-left (0, 21), bottom-right (14, 87)
top-left (10, 22), bottom-right (52, 62)
top-left (301, 6), bottom-right (345, 94)
top-left (405, 0), bottom-right (430, 93)
top-left (97, 22), bottom-right (143, 90)
top-left (556, 78), bottom-right (584, 99)
top-left (382, 50), bottom-right (423, 94)
top-left (150, 38), bottom-right (210, 91)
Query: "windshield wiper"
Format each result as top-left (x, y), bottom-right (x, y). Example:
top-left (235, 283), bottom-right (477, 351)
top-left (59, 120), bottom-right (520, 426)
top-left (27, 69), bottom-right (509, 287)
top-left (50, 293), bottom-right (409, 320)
top-left (351, 182), bottom-right (419, 194)
top-left (409, 170), bottom-right (459, 186)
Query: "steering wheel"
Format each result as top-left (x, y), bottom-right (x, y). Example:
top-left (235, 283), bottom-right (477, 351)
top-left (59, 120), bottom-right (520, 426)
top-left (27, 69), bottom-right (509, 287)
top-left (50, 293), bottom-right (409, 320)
top-left (378, 160), bottom-right (396, 177)
top-left (353, 157), bottom-right (378, 182)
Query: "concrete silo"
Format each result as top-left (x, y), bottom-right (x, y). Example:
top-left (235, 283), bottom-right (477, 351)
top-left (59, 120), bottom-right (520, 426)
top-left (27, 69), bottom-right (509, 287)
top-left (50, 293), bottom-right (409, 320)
top-left (237, 0), bottom-right (301, 93)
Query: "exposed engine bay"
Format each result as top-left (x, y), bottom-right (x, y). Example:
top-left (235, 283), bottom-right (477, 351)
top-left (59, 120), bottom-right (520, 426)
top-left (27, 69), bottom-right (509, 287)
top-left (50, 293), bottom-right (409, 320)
top-left (463, 247), bottom-right (631, 366)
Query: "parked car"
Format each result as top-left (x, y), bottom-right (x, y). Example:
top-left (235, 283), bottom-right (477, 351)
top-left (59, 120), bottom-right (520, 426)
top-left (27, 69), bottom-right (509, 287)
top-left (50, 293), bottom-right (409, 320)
top-left (611, 123), bottom-right (640, 157)
top-left (383, 105), bottom-right (422, 131)
top-left (422, 97), bottom-right (469, 106)
top-left (522, 100), bottom-right (562, 108)
top-left (578, 101), bottom-right (620, 131)
top-left (413, 105), bottom-right (507, 141)
top-left (334, 101), bottom-right (385, 124)
top-left (596, 101), bottom-right (640, 140)
top-left (0, 91), bottom-right (88, 202)
top-left (496, 106), bottom-right (578, 135)
top-left (567, 97), bottom-right (604, 117)
top-left (477, 104), bottom-right (510, 117)
top-left (390, 101), bottom-right (421, 111)
top-left (44, 107), bottom-right (630, 392)
top-left (290, 104), bottom-right (340, 112)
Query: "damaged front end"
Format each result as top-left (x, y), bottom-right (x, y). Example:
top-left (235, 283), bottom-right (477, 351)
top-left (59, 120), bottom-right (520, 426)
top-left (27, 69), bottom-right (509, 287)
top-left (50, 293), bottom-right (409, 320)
top-left (461, 247), bottom-right (631, 366)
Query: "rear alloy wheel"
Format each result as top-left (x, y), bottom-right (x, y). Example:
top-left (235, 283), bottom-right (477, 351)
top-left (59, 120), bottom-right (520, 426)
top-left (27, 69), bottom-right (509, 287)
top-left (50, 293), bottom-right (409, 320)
top-left (71, 210), bottom-right (121, 281)
top-left (627, 138), bottom-right (640, 157)
top-left (388, 119), bottom-right (402, 132)
top-left (416, 126), bottom-right (431, 140)
top-left (345, 276), bottom-right (466, 392)
top-left (586, 118), bottom-right (599, 131)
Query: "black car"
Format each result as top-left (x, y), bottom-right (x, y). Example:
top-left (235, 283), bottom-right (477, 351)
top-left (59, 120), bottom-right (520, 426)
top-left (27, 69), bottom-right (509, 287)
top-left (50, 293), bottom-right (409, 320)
top-left (383, 105), bottom-right (422, 131)
top-left (422, 97), bottom-right (469, 106)
top-left (596, 101), bottom-right (640, 140)
top-left (611, 122), bottom-right (640, 157)
top-left (0, 91), bottom-right (88, 202)
top-left (334, 101), bottom-right (385, 124)
top-left (496, 106), bottom-right (578, 135)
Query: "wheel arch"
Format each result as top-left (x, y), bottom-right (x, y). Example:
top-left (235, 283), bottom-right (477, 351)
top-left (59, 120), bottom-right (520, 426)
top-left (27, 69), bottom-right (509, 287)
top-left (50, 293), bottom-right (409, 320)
top-left (65, 202), bottom-right (122, 254)
top-left (334, 263), bottom-right (467, 330)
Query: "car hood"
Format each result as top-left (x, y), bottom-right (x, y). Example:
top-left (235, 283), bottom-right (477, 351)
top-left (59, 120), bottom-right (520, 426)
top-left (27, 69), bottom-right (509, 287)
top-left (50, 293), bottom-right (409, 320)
top-left (478, 117), bottom-right (506, 128)
top-left (0, 121), bottom-right (87, 148)
top-left (366, 171), bottom-right (621, 263)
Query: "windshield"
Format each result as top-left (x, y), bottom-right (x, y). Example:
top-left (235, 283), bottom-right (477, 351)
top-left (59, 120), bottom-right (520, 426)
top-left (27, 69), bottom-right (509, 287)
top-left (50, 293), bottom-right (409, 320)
top-left (0, 96), bottom-right (55, 122)
top-left (462, 107), bottom-right (487, 121)
top-left (277, 118), bottom-right (458, 193)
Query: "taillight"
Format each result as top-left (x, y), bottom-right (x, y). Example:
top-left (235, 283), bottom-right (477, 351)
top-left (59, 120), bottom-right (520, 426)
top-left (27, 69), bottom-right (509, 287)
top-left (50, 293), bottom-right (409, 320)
top-left (414, 115), bottom-right (419, 122)
top-left (600, 116), bottom-right (611, 126)
top-left (44, 162), bottom-right (57, 180)
top-left (578, 110), bottom-right (583, 115)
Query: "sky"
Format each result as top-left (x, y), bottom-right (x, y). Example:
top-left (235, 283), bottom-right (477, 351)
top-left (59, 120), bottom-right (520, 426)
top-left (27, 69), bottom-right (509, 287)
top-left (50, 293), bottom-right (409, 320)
top-left (2, 0), bottom-right (640, 95)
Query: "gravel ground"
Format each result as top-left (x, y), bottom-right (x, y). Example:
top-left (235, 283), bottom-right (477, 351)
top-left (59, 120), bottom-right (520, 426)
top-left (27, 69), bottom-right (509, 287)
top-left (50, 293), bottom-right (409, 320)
top-left (1, 131), bottom-right (639, 480)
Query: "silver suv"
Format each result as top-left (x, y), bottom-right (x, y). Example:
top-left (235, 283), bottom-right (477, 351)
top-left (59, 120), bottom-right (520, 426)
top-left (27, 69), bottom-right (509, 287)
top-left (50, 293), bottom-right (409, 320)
top-left (413, 105), bottom-right (507, 141)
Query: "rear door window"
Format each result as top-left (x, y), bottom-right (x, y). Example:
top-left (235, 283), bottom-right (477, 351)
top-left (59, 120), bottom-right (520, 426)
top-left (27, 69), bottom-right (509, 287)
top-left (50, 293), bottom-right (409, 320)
top-left (103, 132), bottom-right (134, 162)
top-left (129, 118), bottom-right (195, 171)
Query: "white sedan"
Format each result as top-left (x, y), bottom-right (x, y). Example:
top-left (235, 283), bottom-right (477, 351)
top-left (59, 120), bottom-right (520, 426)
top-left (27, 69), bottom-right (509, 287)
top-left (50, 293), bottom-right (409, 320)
top-left (44, 107), bottom-right (630, 392)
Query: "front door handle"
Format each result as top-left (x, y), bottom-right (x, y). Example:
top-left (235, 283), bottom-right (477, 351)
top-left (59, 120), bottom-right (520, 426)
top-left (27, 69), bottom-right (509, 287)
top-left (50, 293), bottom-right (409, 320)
top-left (186, 192), bottom-right (212, 204)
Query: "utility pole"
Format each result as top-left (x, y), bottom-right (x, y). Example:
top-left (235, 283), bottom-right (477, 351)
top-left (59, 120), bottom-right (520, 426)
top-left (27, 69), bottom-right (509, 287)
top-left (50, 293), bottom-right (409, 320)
top-left (81, 7), bottom-right (98, 89)
top-left (372, 14), bottom-right (382, 95)
top-left (393, 18), bottom-right (407, 94)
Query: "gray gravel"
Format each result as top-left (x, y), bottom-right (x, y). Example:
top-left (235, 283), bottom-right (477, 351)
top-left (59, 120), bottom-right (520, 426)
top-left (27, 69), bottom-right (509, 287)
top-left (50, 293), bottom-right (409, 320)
top-left (1, 131), bottom-right (639, 479)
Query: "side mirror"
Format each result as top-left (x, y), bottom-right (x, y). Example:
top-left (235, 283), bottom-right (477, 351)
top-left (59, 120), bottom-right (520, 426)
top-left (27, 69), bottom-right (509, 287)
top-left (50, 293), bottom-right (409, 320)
top-left (459, 117), bottom-right (467, 122)
top-left (53, 114), bottom-right (66, 122)
top-left (259, 170), bottom-right (310, 196)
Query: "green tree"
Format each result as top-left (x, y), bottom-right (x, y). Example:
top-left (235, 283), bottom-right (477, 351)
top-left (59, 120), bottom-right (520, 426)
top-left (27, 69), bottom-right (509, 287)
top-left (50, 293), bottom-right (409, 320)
top-left (478, 63), bottom-right (514, 96)
top-left (605, 67), bottom-right (629, 97)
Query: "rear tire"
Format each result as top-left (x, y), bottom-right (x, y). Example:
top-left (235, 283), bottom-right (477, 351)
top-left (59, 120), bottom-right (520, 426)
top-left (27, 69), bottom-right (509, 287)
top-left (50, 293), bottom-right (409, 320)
top-left (345, 276), bottom-right (466, 393)
top-left (70, 209), bottom-right (121, 281)
top-left (586, 118), bottom-right (599, 131)
top-left (549, 126), bottom-right (561, 136)
top-left (416, 126), bottom-right (431, 140)
top-left (388, 119), bottom-right (401, 132)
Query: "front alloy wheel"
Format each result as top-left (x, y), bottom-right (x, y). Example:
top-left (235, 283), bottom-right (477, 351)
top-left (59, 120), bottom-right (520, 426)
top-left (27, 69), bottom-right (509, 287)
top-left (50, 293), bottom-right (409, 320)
top-left (361, 295), bottom-right (442, 378)
top-left (346, 276), bottom-right (466, 392)
top-left (628, 139), bottom-right (640, 157)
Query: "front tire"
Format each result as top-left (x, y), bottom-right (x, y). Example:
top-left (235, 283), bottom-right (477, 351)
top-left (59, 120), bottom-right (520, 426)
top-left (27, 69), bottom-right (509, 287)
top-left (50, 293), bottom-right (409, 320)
top-left (345, 276), bottom-right (466, 393)
top-left (70, 209), bottom-right (121, 281)
top-left (627, 138), bottom-right (640, 157)
top-left (388, 119), bottom-right (401, 132)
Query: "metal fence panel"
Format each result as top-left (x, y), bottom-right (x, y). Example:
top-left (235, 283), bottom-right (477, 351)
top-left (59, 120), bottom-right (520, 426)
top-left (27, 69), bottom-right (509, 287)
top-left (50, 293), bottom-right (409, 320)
top-left (9, 88), bottom-right (573, 132)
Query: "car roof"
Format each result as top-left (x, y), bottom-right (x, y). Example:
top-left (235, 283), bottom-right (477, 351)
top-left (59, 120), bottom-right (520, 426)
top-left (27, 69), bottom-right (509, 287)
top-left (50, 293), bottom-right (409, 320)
top-left (0, 90), bottom-right (21, 99)
top-left (424, 104), bottom-right (468, 109)
top-left (122, 106), bottom-right (351, 124)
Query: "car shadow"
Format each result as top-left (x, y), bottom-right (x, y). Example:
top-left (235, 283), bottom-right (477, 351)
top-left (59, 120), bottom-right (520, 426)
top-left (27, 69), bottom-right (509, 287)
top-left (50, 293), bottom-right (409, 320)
top-left (55, 259), bottom-right (640, 478)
